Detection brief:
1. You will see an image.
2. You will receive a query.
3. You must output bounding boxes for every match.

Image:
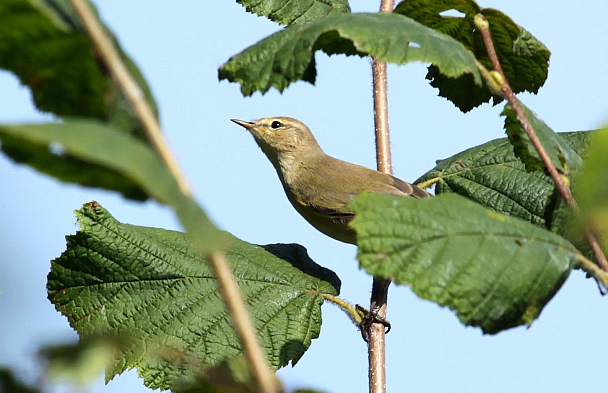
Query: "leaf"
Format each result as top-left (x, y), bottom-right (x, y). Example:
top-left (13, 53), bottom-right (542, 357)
top-left (416, 131), bottom-right (592, 229)
top-left (416, 130), bottom-right (595, 261)
top-left (0, 0), bottom-right (158, 138)
top-left (39, 339), bottom-right (119, 386)
top-left (502, 101), bottom-right (583, 173)
top-left (394, 0), bottom-right (550, 112)
top-left (0, 120), bottom-right (225, 251)
top-left (47, 203), bottom-right (340, 390)
top-left (0, 123), bottom-right (147, 200)
top-left (219, 12), bottom-right (481, 96)
top-left (576, 127), bottom-right (608, 253)
top-left (236, 0), bottom-right (351, 25)
top-left (351, 193), bottom-right (577, 334)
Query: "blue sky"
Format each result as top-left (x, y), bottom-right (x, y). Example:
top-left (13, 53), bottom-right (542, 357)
top-left (1, 1), bottom-right (608, 392)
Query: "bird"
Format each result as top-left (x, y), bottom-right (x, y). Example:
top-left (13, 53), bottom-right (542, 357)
top-left (231, 117), bottom-right (431, 244)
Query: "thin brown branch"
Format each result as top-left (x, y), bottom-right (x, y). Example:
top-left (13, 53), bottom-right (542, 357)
top-left (369, 1), bottom-right (395, 393)
top-left (475, 14), bottom-right (608, 273)
top-left (69, 0), bottom-right (192, 197)
top-left (208, 252), bottom-right (281, 392)
top-left (70, 1), bottom-right (281, 391)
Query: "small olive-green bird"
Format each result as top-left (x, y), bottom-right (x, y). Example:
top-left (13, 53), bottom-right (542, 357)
top-left (232, 117), bottom-right (431, 245)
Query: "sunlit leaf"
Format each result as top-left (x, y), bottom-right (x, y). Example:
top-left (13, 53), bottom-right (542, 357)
top-left (48, 203), bottom-right (340, 389)
top-left (351, 193), bottom-right (577, 334)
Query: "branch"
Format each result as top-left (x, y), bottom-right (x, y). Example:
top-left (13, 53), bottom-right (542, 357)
top-left (368, 1), bottom-right (395, 393)
top-left (69, 0), bottom-right (191, 197)
top-left (474, 14), bottom-right (608, 273)
top-left (69, 1), bottom-right (281, 391)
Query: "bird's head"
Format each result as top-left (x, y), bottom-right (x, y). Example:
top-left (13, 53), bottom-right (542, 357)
top-left (231, 117), bottom-right (322, 160)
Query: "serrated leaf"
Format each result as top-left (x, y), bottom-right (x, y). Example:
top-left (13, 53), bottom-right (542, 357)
top-left (502, 101), bottom-right (583, 173)
top-left (0, 120), bottom-right (225, 251)
top-left (394, 0), bottom-right (550, 112)
top-left (219, 12), bottom-right (481, 96)
top-left (0, 0), bottom-right (158, 138)
top-left (351, 193), bottom-right (577, 334)
top-left (236, 0), bottom-right (350, 25)
top-left (416, 131), bottom-right (595, 261)
top-left (47, 203), bottom-right (340, 390)
top-left (416, 131), bottom-right (592, 228)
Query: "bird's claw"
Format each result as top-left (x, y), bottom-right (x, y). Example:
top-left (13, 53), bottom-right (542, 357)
top-left (356, 304), bottom-right (391, 343)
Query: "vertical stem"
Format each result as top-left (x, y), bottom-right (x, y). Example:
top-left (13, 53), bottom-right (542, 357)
top-left (370, 2), bottom-right (394, 393)
top-left (373, 59), bottom-right (392, 174)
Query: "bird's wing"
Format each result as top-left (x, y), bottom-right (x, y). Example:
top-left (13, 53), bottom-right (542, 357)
top-left (291, 158), bottom-right (431, 219)
top-left (390, 175), bottom-right (432, 198)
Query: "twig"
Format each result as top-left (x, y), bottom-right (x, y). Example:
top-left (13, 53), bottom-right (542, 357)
top-left (69, 1), bottom-right (281, 392)
top-left (474, 14), bottom-right (608, 273)
top-left (208, 252), bottom-right (281, 392)
top-left (369, 1), bottom-right (395, 393)
top-left (69, 0), bottom-right (192, 197)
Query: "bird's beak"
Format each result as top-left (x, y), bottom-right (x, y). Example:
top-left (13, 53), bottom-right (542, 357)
top-left (231, 119), bottom-right (255, 130)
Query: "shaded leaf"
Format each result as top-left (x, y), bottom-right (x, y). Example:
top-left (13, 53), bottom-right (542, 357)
top-left (236, 0), bottom-right (350, 25)
top-left (219, 12), bottom-right (481, 96)
top-left (416, 130), bottom-right (595, 260)
top-left (416, 131), bottom-right (592, 228)
top-left (0, 0), bottom-right (158, 138)
top-left (47, 203), bottom-right (340, 390)
top-left (351, 193), bottom-right (577, 334)
top-left (0, 120), bottom-right (225, 251)
top-left (502, 101), bottom-right (583, 174)
top-left (395, 0), bottom-right (550, 112)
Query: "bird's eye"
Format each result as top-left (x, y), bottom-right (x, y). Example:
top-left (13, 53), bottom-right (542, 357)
top-left (270, 120), bottom-right (283, 129)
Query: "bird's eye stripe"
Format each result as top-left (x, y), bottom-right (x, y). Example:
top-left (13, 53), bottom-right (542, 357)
top-left (271, 120), bottom-right (283, 129)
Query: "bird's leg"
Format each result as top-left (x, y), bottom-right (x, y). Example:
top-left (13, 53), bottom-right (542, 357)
top-left (355, 304), bottom-right (391, 343)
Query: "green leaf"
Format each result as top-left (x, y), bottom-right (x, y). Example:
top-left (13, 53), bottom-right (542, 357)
top-left (502, 101), bottom-right (583, 173)
top-left (416, 131), bottom-right (592, 228)
top-left (219, 12), bottom-right (481, 96)
top-left (47, 203), bottom-right (340, 390)
top-left (416, 130), bottom-right (595, 261)
top-left (236, 0), bottom-right (351, 25)
top-left (351, 193), bottom-right (577, 334)
top-left (0, 0), bottom-right (158, 138)
top-left (576, 127), bottom-right (608, 253)
top-left (0, 120), bottom-right (224, 251)
top-left (39, 339), bottom-right (119, 386)
top-left (0, 123), bottom-right (148, 200)
top-left (394, 0), bottom-right (550, 112)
